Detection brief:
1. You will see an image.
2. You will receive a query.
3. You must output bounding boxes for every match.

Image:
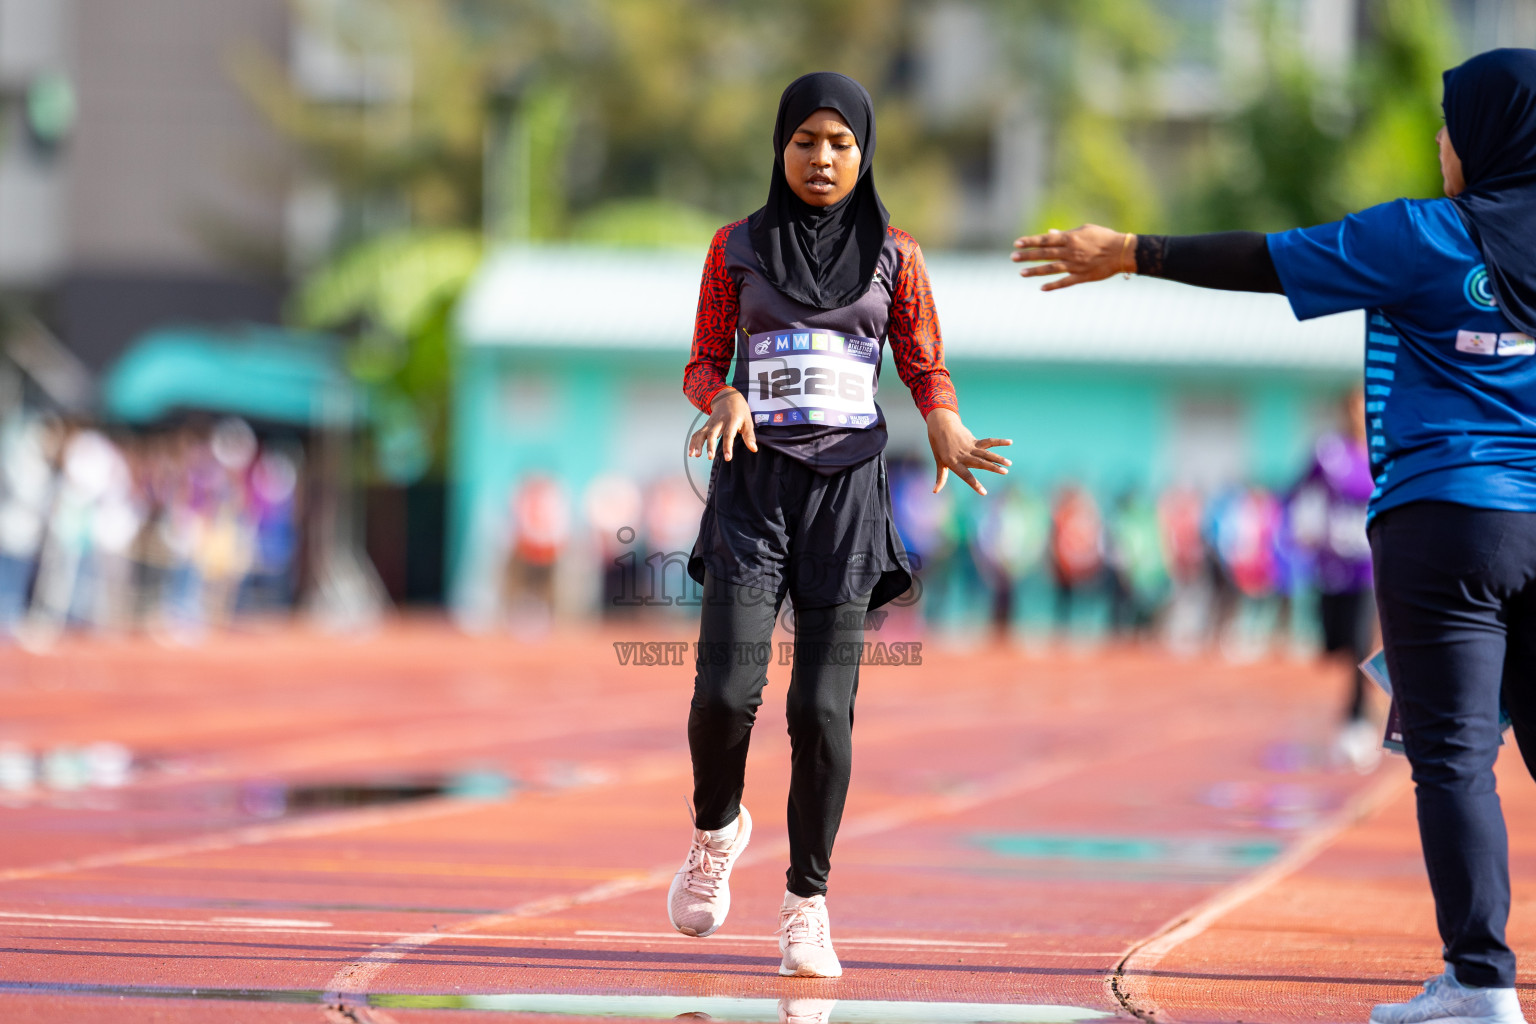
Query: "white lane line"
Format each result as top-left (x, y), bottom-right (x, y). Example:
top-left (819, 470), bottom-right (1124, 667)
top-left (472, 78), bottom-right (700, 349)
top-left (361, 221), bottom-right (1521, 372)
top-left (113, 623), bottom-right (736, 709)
top-left (0, 797), bottom-right (482, 884)
top-left (0, 910), bottom-right (332, 928)
top-left (0, 919), bottom-right (1097, 956)
top-left (0, 917), bottom-right (1117, 957)
top-left (1106, 766), bottom-right (1412, 1021)
top-left (5, 922), bottom-right (399, 938)
top-left (577, 933), bottom-right (1007, 951)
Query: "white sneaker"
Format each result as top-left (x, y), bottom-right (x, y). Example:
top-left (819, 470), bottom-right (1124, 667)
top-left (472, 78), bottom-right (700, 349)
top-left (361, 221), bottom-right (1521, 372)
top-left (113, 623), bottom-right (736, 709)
top-left (778, 892), bottom-right (842, 978)
top-left (1370, 966), bottom-right (1528, 1024)
top-left (666, 806), bottom-right (751, 937)
top-left (1335, 717), bottom-right (1383, 774)
top-left (779, 997), bottom-right (837, 1023)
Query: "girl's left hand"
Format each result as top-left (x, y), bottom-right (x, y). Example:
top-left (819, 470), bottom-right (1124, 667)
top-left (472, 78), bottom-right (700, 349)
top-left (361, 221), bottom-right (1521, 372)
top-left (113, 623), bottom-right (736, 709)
top-left (926, 408), bottom-right (1011, 496)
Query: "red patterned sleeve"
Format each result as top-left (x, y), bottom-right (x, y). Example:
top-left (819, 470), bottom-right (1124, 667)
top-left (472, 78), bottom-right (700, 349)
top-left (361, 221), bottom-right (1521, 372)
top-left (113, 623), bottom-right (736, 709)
top-left (888, 229), bottom-right (959, 417)
top-left (683, 222), bottom-right (743, 413)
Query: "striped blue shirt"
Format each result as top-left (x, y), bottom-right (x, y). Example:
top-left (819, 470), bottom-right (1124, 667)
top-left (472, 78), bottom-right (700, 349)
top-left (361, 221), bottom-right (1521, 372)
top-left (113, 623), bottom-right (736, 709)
top-left (1269, 198), bottom-right (1536, 517)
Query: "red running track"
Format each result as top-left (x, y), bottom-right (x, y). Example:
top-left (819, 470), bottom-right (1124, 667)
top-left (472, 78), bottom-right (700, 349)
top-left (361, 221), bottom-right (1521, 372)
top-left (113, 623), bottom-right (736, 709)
top-left (0, 621), bottom-right (1531, 1023)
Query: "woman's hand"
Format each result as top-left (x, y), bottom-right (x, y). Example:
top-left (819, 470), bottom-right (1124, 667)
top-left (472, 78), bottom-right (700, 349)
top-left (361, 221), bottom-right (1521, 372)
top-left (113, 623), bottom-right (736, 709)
top-left (1011, 225), bottom-right (1135, 291)
top-left (688, 389), bottom-right (758, 461)
top-left (926, 408), bottom-right (1012, 496)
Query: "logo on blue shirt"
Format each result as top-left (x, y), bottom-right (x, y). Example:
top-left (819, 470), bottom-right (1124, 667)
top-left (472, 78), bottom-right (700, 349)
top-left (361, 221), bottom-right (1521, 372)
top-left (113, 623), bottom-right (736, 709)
top-left (1465, 265), bottom-right (1498, 311)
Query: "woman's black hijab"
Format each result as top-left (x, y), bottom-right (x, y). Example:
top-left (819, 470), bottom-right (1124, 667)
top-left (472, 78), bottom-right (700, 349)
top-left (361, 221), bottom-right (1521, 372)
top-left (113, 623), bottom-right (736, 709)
top-left (1444, 48), bottom-right (1536, 336)
top-left (748, 72), bottom-right (890, 310)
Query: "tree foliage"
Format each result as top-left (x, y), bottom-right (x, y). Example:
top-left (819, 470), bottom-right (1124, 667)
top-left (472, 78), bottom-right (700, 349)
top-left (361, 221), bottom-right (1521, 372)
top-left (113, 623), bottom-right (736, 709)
top-left (1184, 0), bottom-right (1458, 232)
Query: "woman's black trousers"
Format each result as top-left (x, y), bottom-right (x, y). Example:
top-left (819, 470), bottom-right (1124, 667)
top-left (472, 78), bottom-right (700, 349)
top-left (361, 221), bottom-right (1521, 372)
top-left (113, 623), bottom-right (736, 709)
top-left (1371, 500), bottom-right (1536, 988)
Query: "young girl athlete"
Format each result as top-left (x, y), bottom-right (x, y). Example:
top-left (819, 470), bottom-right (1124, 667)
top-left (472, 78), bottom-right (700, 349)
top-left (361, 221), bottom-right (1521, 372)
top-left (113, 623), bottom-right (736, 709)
top-left (669, 72), bottom-right (1011, 978)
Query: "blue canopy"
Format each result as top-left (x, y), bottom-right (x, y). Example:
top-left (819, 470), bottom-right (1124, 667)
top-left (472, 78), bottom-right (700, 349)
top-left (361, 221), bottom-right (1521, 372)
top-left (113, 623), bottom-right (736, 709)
top-left (103, 325), bottom-right (356, 427)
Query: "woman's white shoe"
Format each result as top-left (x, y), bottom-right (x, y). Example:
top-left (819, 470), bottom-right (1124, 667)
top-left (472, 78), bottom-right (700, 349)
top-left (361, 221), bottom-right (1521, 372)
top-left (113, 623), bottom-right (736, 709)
top-left (1369, 967), bottom-right (1527, 1024)
top-left (666, 806), bottom-right (752, 937)
top-left (778, 892), bottom-right (842, 978)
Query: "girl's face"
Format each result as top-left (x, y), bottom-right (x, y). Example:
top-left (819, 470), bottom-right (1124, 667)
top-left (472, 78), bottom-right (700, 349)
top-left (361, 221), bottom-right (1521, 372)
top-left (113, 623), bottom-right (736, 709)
top-left (784, 107), bottom-right (862, 207)
top-left (1437, 126), bottom-right (1466, 197)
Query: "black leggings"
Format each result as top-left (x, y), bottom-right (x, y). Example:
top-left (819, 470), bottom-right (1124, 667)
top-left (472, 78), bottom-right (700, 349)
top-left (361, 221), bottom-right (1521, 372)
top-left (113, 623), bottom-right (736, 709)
top-left (688, 573), bottom-right (871, 898)
top-left (1318, 588), bottom-right (1377, 721)
top-left (1371, 501), bottom-right (1536, 988)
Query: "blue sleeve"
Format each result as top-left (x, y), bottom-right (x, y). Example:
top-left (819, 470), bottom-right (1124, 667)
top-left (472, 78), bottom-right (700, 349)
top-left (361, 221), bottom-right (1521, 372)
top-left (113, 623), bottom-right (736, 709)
top-left (1266, 200), bottom-right (1421, 320)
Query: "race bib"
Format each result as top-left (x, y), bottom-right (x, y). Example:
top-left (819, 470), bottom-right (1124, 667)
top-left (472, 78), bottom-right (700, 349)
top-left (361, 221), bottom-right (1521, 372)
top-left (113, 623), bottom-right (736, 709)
top-left (742, 328), bottom-right (879, 428)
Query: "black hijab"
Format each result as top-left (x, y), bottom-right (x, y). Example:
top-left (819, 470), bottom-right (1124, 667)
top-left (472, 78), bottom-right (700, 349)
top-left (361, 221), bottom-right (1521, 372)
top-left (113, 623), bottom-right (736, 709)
top-left (1444, 48), bottom-right (1536, 336)
top-left (748, 72), bottom-right (890, 310)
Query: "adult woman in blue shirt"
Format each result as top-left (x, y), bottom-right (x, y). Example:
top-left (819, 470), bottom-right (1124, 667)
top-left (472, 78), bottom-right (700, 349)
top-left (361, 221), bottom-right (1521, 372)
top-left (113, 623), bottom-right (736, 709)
top-left (1014, 48), bottom-right (1536, 1024)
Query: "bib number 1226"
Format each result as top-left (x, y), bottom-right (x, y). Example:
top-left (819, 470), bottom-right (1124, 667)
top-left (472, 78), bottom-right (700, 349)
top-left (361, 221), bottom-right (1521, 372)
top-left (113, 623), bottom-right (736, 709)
top-left (756, 366), bottom-right (866, 402)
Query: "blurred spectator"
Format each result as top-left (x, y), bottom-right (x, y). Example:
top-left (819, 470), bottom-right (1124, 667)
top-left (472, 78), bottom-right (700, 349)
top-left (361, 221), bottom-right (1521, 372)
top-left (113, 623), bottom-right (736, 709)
top-left (501, 475), bottom-right (570, 628)
top-left (1289, 391), bottom-right (1378, 770)
top-left (154, 425), bottom-right (224, 639)
top-left (241, 447), bottom-right (302, 612)
top-left (1050, 485), bottom-right (1105, 637)
top-left (890, 460), bottom-right (973, 631)
top-left (970, 484), bottom-right (1050, 638)
top-left (24, 427), bottom-right (131, 644)
top-left (198, 418), bottom-right (260, 627)
top-left (1158, 485), bottom-right (1213, 652)
top-left (1106, 489), bottom-right (1170, 638)
top-left (85, 432), bottom-right (145, 633)
top-left (643, 476), bottom-right (703, 610)
top-left (1207, 484), bottom-right (1283, 659)
top-left (0, 415), bottom-right (57, 638)
top-left (891, 459), bottom-right (954, 570)
top-left (584, 474), bottom-right (644, 614)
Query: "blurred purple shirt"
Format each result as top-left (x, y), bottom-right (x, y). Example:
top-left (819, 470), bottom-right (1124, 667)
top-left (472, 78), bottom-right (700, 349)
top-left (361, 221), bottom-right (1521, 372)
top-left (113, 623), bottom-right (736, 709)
top-left (1291, 433), bottom-right (1375, 594)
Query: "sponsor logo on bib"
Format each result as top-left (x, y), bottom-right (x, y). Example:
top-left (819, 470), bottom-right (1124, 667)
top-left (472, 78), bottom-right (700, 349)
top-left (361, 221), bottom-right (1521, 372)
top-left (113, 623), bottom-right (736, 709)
top-left (1456, 329), bottom-right (1535, 356)
top-left (1457, 329), bottom-right (1498, 355)
top-left (1499, 332), bottom-right (1535, 357)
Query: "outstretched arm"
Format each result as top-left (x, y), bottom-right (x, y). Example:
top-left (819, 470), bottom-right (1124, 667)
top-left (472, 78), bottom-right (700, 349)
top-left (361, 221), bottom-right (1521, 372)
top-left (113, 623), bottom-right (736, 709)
top-left (1011, 225), bottom-right (1284, 294)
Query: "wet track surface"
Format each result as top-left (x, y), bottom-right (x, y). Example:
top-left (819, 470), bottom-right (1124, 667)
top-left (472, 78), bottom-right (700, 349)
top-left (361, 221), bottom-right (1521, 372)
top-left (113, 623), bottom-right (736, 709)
top-left (1, 622), bottom-right (1534, 1023)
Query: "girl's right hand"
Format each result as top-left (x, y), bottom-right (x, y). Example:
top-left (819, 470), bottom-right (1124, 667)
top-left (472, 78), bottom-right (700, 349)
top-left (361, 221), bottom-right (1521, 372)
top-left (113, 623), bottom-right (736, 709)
top-left (689, 389), bottom-right (759, 461)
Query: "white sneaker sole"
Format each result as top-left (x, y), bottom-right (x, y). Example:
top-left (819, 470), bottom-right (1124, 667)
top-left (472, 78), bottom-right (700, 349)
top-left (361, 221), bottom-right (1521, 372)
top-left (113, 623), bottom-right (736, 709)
top-left (779, 960), bottom-right (842, 978)
top-left (666, 808), bottom-right (752, 938)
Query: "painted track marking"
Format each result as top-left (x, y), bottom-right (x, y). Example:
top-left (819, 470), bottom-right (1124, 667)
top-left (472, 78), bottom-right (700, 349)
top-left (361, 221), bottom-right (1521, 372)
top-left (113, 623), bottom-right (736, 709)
top-left (0, 797), bottom-right (481, 884)
top-left (1106, 766), bottom-right (1411, 1022)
